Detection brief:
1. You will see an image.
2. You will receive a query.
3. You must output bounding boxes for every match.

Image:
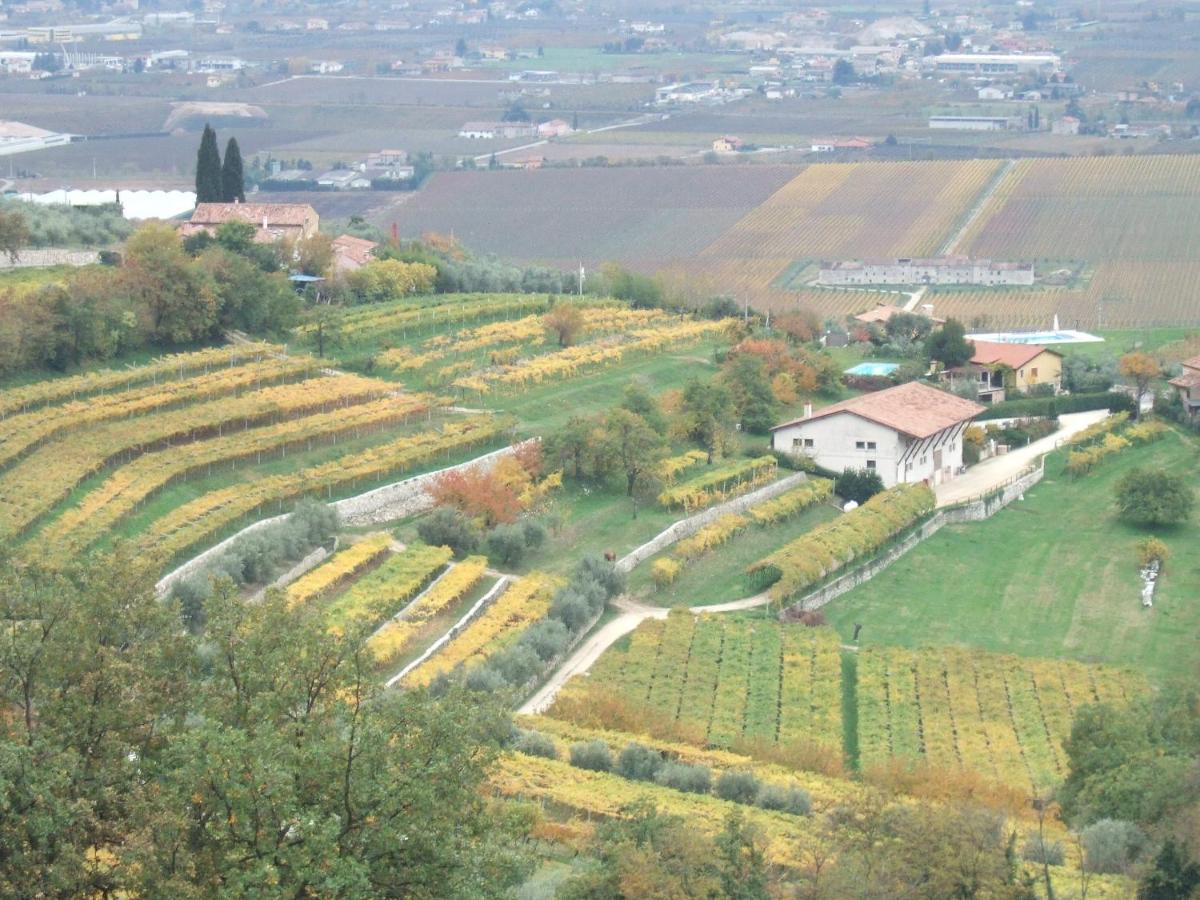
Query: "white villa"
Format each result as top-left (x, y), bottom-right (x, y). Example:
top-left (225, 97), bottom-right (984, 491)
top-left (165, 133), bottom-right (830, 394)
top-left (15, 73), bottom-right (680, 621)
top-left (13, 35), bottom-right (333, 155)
top-left (769, 382), bottom-right (985, 487)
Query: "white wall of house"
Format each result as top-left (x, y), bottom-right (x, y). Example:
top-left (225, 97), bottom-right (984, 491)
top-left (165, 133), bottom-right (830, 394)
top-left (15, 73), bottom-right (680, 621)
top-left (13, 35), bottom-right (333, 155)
top-left (771, 412), bottom-right (968, 487)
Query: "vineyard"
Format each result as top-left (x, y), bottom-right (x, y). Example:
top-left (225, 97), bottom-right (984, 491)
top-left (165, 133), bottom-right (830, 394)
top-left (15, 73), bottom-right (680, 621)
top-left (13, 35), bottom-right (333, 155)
top-left (403, 572), bottom-right (562, 687)
top-left (855, 646), bottom-right (1148, 795)
top-left (549, 611), bottom-right (845, 754)
top-left (1, 340), bottom-right (517, 569)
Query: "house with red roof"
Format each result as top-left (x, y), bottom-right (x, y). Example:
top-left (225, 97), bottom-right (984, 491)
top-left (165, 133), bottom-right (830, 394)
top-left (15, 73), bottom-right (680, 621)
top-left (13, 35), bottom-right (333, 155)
top-left (941, 340), bottom-right (1063, 403)
top-left (179, 202), bottom-right (319, 244)
top-left (770, 381), bottom-right (985, 487)
top-left (1168, 355), bottom-right (1200, 417)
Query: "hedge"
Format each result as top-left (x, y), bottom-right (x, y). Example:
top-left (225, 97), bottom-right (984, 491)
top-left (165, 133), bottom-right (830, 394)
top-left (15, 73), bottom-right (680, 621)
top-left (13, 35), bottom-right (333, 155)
top-left (974, 391), bottom-right (1134, 421)
top-left (747, 483), bottom-right (935, 601)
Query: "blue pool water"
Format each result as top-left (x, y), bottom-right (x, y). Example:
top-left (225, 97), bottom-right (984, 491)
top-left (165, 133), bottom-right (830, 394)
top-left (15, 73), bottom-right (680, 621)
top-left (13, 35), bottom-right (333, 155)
top-left (844, 362), bottom-right (900, 376)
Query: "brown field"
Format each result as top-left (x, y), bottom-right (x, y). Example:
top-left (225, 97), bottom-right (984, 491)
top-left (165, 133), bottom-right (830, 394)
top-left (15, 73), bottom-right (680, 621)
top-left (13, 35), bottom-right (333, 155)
top-left (388, 165), bottom-right (800, 265)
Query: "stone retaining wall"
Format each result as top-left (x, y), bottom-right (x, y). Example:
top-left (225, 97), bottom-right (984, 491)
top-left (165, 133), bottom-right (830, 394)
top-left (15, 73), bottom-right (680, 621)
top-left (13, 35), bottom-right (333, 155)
top-left (0, 249), bottom-right (100, 269)
top-left (156, 443), bottom-right (527, 596)
top-left (786, 461), bottom-right (1045, 614)
top-left (616, 471), bottom-right (810, 573)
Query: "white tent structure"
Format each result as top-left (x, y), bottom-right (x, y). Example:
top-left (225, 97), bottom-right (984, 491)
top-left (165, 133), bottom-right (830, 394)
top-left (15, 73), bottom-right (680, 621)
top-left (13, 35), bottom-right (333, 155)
top-left (13, 189), bottom-right (196, 220)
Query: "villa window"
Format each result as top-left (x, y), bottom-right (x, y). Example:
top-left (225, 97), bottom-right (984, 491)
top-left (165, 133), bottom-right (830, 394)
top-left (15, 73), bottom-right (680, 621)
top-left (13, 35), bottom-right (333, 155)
top-left (866, 460), bottom-right (876, 469)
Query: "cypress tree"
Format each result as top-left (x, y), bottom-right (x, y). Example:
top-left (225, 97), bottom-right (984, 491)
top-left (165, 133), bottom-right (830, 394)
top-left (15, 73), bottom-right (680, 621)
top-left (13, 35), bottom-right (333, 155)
top-left (195, 124), bottom-right (223, 203)
top-left (221, 137), bottom-right (245, 203)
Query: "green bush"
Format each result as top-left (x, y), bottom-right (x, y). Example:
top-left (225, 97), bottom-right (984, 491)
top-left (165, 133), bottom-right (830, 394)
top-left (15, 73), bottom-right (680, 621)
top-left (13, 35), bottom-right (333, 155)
top-left (715, 770), bottom-right (761, 804)
top-left (616, 743), bottom-right (665, 781)
top-left (654, 762), bottom-right (711, 794)
top-left (486, 523), bottom-right (528, 567)
top-left (835, 468), bottom-right (885, 504)
top-left (513, 730), bottom-right (558, 760)
top-left (754, 784), bottom-right (812, 816)
top-left (1082, 819), bottom-right (1145, 875)
top-left (569, 740), bottom-right (613, 772)
top-left (417, 508), bottom-right (480, 557)
top-left (1021, 835), bottom-right (1065, 866)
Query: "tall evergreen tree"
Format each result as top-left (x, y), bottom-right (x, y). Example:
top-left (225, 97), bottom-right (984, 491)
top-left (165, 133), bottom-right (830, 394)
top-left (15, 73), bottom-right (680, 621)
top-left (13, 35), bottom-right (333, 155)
top-left (221, 136), bottom-right (245, 202)
top-left (195, 124), bottom-right (223, 203)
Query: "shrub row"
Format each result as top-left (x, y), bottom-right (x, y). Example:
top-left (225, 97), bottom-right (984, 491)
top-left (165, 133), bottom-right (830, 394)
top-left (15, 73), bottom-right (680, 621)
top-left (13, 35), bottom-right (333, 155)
top-left (171, 499), bottom-right (339, 630)
top-left (974, 391), bottom-right (1134, 421)
top-left (443, 555), bottom-right (625, 694)
top-left (519, 734), bottom-right (812, 817)
top-left (748, 483), bottom-right (935, 600)
top-left (1065, 418), bottom-right (1168, 476)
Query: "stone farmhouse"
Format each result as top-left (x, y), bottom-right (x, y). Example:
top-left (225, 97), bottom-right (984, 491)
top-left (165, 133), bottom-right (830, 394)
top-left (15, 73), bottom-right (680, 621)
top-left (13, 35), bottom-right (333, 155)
top-left (1168, 355), bottom-right (1200, 417)
top-left (770, 381), bottom-right (985, 488)
top-left (818, 257), bottom-right (1034, 287)
top-left (180, 202), bottom-right (319, 244)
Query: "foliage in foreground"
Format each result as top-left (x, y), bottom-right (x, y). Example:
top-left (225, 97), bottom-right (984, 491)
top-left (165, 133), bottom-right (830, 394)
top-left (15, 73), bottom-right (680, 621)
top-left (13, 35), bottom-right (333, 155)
top-left (0, 550), bottom-right (532, 897)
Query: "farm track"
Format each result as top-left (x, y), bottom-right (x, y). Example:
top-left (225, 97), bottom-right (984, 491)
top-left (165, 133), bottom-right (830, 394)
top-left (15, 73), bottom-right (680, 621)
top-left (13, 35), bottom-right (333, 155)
top-left (937, 158), bottom-right (1016, 256)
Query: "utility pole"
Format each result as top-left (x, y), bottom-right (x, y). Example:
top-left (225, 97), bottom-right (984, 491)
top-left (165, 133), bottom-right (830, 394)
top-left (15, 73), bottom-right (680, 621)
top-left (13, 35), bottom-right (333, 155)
top-left (578, 263), bottom-right (585, 296)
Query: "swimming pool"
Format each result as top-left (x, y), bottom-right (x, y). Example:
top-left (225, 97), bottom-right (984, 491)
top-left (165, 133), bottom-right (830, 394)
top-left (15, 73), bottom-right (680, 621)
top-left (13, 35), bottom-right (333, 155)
top-left (844, 362), bottom-right (900, 376)
top-left (966, 330), bottom-right (1104, 345)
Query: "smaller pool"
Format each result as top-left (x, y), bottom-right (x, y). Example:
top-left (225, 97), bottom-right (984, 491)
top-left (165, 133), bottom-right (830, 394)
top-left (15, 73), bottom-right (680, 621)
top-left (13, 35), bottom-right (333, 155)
top-left (844, 362), bottom-right (900, 376)
top-left (966, 330), bottom-right (1104, 345)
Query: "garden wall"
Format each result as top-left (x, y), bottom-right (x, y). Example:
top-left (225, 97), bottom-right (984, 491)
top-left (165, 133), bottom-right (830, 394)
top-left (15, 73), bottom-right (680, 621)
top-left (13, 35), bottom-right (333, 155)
top-left (785, 462), bottom-right (1044, 613)
top-left (616, 471), bottom-right (811, 574)
top-left (155, 442), bottom-right (526, 596)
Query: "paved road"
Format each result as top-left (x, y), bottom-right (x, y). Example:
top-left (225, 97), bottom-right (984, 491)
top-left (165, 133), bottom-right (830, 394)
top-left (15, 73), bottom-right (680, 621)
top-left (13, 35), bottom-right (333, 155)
top-left (934, 409), bottom-right (1108, 508)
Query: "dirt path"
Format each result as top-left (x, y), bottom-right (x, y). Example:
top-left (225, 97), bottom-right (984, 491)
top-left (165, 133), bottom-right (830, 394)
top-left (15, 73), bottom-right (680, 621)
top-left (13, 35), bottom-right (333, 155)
top-left (934, 409), bottom-right (1108, 508)
top-left (937, 159), bottom-right (1016, 256)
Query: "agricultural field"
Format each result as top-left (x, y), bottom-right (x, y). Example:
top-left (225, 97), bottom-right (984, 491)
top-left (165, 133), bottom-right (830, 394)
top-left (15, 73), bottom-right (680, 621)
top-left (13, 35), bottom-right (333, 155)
top-left (823, 429), bottom-right (1200, 682)
top-left (390, 166), bottom-right (800, 266)
top-left (550, 611), bottom-right (846, 755)
top-left (10, 290), bottom-right (737, 573)
top-left (855, 646), bottom-right (1147, 795)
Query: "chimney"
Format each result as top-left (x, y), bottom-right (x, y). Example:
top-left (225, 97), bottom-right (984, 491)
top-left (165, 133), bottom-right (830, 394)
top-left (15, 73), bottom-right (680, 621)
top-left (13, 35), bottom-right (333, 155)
top-left (803, 403), bottom-right (813, 419)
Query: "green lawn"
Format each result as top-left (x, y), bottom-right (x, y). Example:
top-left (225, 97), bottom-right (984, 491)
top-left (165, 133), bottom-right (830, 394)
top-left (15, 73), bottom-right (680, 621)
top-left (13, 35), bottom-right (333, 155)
top-left (628, 501), bottom-right (842, 608)
top-left (823, 428), bottom-right (1200, 682)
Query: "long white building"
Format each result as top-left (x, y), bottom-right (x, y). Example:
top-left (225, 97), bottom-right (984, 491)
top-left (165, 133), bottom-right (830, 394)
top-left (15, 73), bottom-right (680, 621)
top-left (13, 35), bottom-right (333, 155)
top-left (927, 53), bottom-right (1061, 76)
top-left (818, 257), bottom-right (1034, 287)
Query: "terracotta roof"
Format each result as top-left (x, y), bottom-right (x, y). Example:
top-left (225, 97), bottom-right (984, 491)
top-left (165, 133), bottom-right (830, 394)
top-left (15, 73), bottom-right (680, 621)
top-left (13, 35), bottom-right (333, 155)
top-left (1168, 370), bottom-right (1200, 390)
top-left (1179, 354), bottom-right (1200, 372)
top-left (332, 234), bottom-right (378, 265)
top-left (969, 340), bottom-right (1060, 369)
top-left (189, 202), bottom-right (316, 227)
top-left (853, 304), bottom-right (946, 325)
top-left (771, 381), bottom-right (985, 440)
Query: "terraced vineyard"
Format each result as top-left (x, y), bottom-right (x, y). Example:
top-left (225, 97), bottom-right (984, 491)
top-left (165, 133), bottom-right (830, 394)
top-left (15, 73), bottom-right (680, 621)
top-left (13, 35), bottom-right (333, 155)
top-left (551, 611), bottom-right (844, 753)
top-left (1, 343), bottom-right (508, 569)
top-left (855, 646), bottom-right (1149, 795)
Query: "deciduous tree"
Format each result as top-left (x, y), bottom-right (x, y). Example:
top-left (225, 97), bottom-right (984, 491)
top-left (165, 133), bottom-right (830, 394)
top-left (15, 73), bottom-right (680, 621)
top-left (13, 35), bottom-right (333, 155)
top-left (1114, 468), bottom-right (1195, 526)
top-left (543, 302), bottom-right (584, 347)
top-left (1119, 352), bottom-right (1160, 416)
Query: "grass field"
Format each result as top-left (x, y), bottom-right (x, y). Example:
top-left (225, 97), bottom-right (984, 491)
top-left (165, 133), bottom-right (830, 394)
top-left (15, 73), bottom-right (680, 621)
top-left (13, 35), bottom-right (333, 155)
top-left (823, 429), bottom-right (1200, 682)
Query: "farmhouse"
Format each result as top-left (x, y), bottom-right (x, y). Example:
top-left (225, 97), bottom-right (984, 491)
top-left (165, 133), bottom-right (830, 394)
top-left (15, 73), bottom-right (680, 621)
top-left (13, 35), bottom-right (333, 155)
top-left (180, 203), bottom-right (319, 243)
top-left (770, 382), bottom-right (984, 487)
top-left (1052, 115), bottom-right (1081, 135)
top-left (1168, 355), bottom-right (1200, 417)
top-left (712, 135), bottom-right (743, 153)
top-left (853, 304), bottom-right (945, 326)
top-left (819, 257), bottom-right (1034, 286)
top-left (942, 341), bottom-right (1063, 403)
top-left (810, 137), bottom-right (872, 152)
top-left (331, 235), bottom-right (378, 273)
top-left (537, 119), bottom-right (573, 138)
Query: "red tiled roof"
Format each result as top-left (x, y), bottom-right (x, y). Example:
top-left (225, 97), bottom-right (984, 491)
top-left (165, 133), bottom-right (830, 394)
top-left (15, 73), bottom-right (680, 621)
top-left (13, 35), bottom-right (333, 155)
top-left (771, 381), bottom-right (985, 440)
top-left (1179, 354), bottom-right (1200, 372)
top-left (969, 340), bottom-right (1060, 369)
top-left (1168, 370), bottom-right (1200, 390)
top-left (189, 202), bottom-right (316, 227)
top-left (331, 234), bottom-right (378, 264)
